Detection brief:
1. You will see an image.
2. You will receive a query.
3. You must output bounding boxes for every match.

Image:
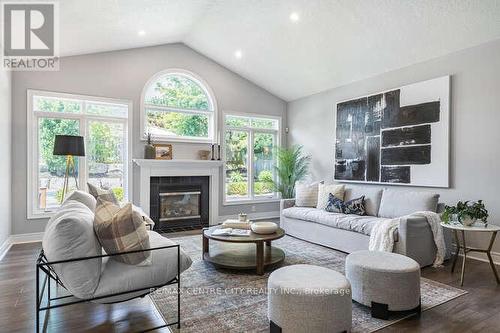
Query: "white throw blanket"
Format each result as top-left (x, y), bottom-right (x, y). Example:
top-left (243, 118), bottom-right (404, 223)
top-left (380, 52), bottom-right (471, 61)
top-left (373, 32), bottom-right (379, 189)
top-left (369, 211), bottom-right (445, 267)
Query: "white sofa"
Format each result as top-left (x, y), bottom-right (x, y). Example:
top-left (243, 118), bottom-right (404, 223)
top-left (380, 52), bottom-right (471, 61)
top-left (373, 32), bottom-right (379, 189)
top-left (280, 186), bottom-right (451, 267)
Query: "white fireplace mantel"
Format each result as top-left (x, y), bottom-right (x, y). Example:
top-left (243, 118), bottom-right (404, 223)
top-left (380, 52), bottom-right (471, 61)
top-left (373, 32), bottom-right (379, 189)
top-left (132, 159), bottom-right (223, 225)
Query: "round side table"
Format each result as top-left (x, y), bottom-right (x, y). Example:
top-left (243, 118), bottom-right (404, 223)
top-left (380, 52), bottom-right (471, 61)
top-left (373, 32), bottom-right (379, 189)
top-left (441, 222), bottom-right (500, 286)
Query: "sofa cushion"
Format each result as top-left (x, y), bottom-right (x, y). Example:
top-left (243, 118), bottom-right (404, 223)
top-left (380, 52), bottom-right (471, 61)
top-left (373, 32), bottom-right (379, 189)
top-left (344, 186), bottom-right (383, 216)
top-left (282, 207), bottom-right (387, 236)
top-left (42, 199), bottom-right (102, 299)
top-left (65, 190), bottom-right (97, 211)
top-left (295, 181), bottom-right (322, 207)
top-left (316, 183), bottom-right (345, 210)
top-left (88, 182), bottom-right (119, 205)
top-left (378, 189), bottom-right (439, 218)
top-left (94, 199), bottom-right (151, 265)
top-left (92, 231), bottom-right (192, 303)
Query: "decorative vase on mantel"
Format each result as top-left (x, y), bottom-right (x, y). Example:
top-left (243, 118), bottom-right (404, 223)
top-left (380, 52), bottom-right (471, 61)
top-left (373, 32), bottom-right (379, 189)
top-left (144, 133), bottom-right (155, 159)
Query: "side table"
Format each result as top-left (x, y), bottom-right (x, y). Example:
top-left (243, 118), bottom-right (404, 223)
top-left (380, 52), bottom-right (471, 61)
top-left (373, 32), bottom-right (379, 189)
top-left (441, 222), bottom-right (500, 286)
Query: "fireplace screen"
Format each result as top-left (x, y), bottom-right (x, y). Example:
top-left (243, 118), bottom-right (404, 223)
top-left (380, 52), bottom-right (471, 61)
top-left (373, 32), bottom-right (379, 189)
top-left (159, 191), bottom-right (201, 222)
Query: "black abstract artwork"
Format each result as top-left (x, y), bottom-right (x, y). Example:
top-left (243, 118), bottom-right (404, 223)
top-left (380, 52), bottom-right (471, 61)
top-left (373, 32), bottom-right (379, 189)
top-left (334, 76), bottom-right (449, 187)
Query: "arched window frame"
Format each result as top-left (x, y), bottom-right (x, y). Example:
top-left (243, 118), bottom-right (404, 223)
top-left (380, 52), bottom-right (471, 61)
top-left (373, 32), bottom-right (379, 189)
top-left (140, 68), bottom-right (218, 143)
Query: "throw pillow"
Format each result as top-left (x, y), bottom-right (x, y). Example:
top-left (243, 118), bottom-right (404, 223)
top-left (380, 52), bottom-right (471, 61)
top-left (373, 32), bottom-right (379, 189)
top-left (326, 194), bottom-right (366, 216)
top-left (295, 181), bottom-right (322, 207)
top-left (65, 190), bottom-right (97, 211)
top-left (94, 198), bottom-right (151, 265)
top-left (316, 184), bottom-right (345, 210)
top-left (87, 182), bottom-right (119, 205)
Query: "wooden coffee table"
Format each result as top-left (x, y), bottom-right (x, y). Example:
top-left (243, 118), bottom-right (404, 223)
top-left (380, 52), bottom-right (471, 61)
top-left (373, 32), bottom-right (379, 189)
top-left (202, 226), bottom-right (285, 275)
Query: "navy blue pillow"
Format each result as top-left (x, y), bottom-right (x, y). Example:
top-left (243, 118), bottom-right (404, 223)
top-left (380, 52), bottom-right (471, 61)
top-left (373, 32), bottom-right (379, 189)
top-left (325, 193), bottom-right (366, 216)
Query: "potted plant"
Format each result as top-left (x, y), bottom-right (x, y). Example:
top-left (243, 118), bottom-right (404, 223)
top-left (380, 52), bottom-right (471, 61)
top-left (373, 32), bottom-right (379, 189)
top-left (441, 200), bottom-right (489, 226)
top-left (271, 145), bottom-right (311, 199)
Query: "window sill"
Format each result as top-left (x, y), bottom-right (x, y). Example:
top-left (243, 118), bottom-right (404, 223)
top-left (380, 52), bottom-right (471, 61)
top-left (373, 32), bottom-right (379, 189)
top-left (140, 135), bottom-right (214, 144)
top-left (28, 211), bottom-right (55, 220)
top-left (223, 198), bottom-right (281, 206)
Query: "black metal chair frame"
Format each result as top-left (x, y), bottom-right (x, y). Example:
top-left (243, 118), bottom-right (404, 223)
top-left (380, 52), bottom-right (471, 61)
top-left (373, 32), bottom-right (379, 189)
top-left (36, 244), bottom-right (181, 333)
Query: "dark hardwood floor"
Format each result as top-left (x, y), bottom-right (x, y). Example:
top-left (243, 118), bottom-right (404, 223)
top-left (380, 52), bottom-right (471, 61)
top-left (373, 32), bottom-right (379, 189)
top-left (1, 231), bottom-right (500, 333)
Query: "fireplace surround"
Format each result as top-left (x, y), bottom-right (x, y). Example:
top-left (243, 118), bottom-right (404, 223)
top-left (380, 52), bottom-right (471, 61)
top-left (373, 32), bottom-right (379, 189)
top-left (150, 176), bottom-right (209, 232)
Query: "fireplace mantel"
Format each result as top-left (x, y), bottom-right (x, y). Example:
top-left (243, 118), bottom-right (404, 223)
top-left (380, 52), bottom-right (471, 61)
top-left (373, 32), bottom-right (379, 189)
top-left (132, 159), bottom-right (223, 226)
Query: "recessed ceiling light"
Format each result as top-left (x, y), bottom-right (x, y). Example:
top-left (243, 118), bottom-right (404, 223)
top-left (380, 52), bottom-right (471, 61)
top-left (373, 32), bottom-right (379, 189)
top-left (234, 50), bottom-right (243, 59)
top-left (290, 12), bottom-right (299, 22)
top-left (138, 30), bottom-right (146, 36)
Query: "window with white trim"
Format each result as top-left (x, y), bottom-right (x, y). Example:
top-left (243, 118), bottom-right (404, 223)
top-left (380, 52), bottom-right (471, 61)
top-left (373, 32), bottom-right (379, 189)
top-left (223, 114), bottom-right (281, 203)
top-left (27, 90), bottom-right (131, 218)
top-left (141, 70), bottom-right (216, 142)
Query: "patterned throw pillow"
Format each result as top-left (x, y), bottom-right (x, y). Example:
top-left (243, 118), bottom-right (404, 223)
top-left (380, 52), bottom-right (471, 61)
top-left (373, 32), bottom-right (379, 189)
top-left (94, 198), bottom-right (151, 265)
top-left (317, 184), bottom-right (345, 210)
top-left (325, 194), bottom-right (366, 216)
top-left (87, 183), bottom-right (119, 205)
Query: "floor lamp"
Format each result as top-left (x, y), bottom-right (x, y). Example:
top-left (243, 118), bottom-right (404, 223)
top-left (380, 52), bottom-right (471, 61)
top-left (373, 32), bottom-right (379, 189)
top-left (53, 135), bottom-right (85, 203)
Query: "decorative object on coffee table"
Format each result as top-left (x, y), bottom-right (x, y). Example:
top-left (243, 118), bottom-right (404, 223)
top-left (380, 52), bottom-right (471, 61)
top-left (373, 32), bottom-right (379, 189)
top-left (251, 222), bottom-right (278, 234)
top-left (346, 250), bottom-right (421, 320)
top-left (441, 200), bottom-right (489, 227)
top-left (268, 264), bottom-right (352, 333)
top-left (53, 135), bottom-right (85, 202)
top-left (154, 143), bottom-right (173, 160)
top-left (144, 132), bottom-right (155, 159)
top-left (441, 222), bottom-right (500, 286)
top-left (202, 226), bottom-right (285, 275)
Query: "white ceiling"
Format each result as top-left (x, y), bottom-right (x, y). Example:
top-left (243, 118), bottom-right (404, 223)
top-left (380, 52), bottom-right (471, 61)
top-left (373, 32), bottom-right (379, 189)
top-left (60, 0), bottom-right (500, 101)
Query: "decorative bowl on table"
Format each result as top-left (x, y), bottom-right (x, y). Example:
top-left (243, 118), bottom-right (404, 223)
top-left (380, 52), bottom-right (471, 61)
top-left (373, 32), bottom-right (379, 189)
top-left (251, 222), bottom-right (278, 234)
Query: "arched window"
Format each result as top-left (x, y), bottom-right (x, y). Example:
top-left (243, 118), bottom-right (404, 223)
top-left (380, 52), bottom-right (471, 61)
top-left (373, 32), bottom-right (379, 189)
top-left (141, 69), bottom-right (216, 142)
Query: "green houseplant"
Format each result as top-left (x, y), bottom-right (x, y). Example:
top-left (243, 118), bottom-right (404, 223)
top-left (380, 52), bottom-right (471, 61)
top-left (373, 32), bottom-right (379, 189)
top-left (441, 200), bottom-right (488, 226)
top-left (272, 145), bottom-right (311, 199)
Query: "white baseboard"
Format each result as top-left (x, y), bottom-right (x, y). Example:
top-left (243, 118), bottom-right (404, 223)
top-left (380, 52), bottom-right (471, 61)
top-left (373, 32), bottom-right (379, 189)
top-left (216, 211), bottom-right (280, 224)
top-left (0, 232), bottom-right (44, 262)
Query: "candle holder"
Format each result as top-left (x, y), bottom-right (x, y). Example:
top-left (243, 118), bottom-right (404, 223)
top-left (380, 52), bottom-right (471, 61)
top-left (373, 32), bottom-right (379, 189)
top-left (211, 144), bottom-right (216, 160)
top-left (217, 144), bottom-right (221, 161)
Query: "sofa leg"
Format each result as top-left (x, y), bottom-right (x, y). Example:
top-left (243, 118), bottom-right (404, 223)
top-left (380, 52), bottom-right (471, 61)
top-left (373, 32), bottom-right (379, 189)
top-left (270, 320), bottom-right (282, 333)
top-left (371, 301), bottom-right (389, 320)
top-left (414, 298), bottom-right (422, 318)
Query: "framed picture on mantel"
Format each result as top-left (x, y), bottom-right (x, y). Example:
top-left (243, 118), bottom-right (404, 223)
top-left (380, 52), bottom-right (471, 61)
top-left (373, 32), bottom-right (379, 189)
top-left (334, 76), bottom-right (450, 188)
top-left (154, 144), bottom-right (173, 160)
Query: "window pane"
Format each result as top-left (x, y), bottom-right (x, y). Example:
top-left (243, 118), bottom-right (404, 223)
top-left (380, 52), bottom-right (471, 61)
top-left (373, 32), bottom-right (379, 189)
top-left (253, 132), bottom-right (275, 197)
top-left (146, 109), bottom-right (209, 138)
top-left (225, 115), bottom-right (249, 128)
top-left (86, 102), bottom-right (128, 118)
top-left (87, 121), bottom-right (126, 202)
top-left (38, 118), bottom-right (80, 211)
top-left (34, 96), bottom-right (81, 113)
top-left (145, 74), bottom-right (211, 111)
top-left (225, 130), bottom-right (249, 200)
top-left (251, 117), bottom-right (278, 130)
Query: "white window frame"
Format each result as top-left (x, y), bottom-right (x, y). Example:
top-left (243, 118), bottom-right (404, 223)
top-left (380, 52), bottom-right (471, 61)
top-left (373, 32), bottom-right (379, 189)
top-left (222, 111), bottom-right (282, 205)
top-left (27, 89), bottom-right (133, 219)
top-left (140, 68), bottom-right (218, 144)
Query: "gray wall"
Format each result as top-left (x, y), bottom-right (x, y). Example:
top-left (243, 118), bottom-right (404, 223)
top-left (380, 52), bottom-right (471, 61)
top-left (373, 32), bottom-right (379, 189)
top-left (287, 39), bottom-right (500, 256)
top-left (12, 43), bottom-right (285, 235)
top-left (0, 70), bottom-right (11, 245)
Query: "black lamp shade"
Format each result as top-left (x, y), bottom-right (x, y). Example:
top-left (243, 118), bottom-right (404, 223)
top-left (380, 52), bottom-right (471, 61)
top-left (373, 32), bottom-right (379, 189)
top-left (53, 135), bottom-right (85, 156)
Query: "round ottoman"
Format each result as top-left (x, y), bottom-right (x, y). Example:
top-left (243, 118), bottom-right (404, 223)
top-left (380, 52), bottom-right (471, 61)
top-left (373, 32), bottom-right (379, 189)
top-left (345, 250), bottom-right (421, 319)
top-left (267, 264), bottom-right (352, 333)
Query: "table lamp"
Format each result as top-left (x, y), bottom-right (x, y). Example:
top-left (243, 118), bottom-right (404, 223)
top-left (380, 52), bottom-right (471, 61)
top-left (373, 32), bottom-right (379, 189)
top-left (53, 135), bottom-right (85, 202)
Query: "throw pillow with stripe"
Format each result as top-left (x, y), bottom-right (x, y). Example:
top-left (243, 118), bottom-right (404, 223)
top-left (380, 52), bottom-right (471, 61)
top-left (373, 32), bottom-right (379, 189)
top-left (295, 181), bottom-right (322, 207)
top-left (87, 182), bottom-right (119, 206)
top-left (316, 184), bottom-right (345, 210)
top-left (94, 198), bottom-right (151, 265)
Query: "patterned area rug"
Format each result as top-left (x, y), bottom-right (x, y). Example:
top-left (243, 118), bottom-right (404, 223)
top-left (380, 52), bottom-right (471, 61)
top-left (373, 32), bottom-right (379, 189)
top-left (150, 234), bottom-right (466, 332)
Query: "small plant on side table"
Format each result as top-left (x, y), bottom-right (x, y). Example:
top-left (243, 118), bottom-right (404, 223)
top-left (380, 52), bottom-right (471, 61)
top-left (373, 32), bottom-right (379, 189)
top-left (441, 200), bottom-right (489, 226)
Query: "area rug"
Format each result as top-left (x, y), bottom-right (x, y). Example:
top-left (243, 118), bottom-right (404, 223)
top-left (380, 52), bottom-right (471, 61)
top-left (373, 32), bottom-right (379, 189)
top-left (150, 234), bottom-right (466, 332)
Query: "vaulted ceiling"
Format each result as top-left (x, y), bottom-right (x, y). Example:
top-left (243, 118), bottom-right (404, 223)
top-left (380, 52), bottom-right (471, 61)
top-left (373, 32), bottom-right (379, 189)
top-left (61, 0), bottom-right (500, 101)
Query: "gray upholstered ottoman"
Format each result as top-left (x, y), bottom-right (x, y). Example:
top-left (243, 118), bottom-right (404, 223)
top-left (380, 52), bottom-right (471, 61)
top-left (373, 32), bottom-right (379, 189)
top-left (267, 264), bottom-right (352, 333)
top-left (345, 250), bottom-right (421, 320)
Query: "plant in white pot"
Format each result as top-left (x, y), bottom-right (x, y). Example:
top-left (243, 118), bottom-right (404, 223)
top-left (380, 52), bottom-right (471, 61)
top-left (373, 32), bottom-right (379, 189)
top-left (441, 200), bottom-right (489, 226)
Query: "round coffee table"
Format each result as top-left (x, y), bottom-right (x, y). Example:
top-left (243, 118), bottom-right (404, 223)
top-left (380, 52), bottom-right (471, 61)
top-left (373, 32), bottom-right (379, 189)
top-left (202, 226), bottom-right (285, 275)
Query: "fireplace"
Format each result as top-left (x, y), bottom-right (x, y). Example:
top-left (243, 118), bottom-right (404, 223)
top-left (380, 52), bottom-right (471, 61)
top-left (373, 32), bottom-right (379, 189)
top-left (150, 176), bottom-right (209, 233)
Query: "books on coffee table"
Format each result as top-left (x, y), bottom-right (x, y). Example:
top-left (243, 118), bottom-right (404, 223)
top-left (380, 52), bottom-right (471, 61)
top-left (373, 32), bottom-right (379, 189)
top-left (212, 228), bottom-right (251, 237)
top-left (221, 219), bottom-right (251, 229)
